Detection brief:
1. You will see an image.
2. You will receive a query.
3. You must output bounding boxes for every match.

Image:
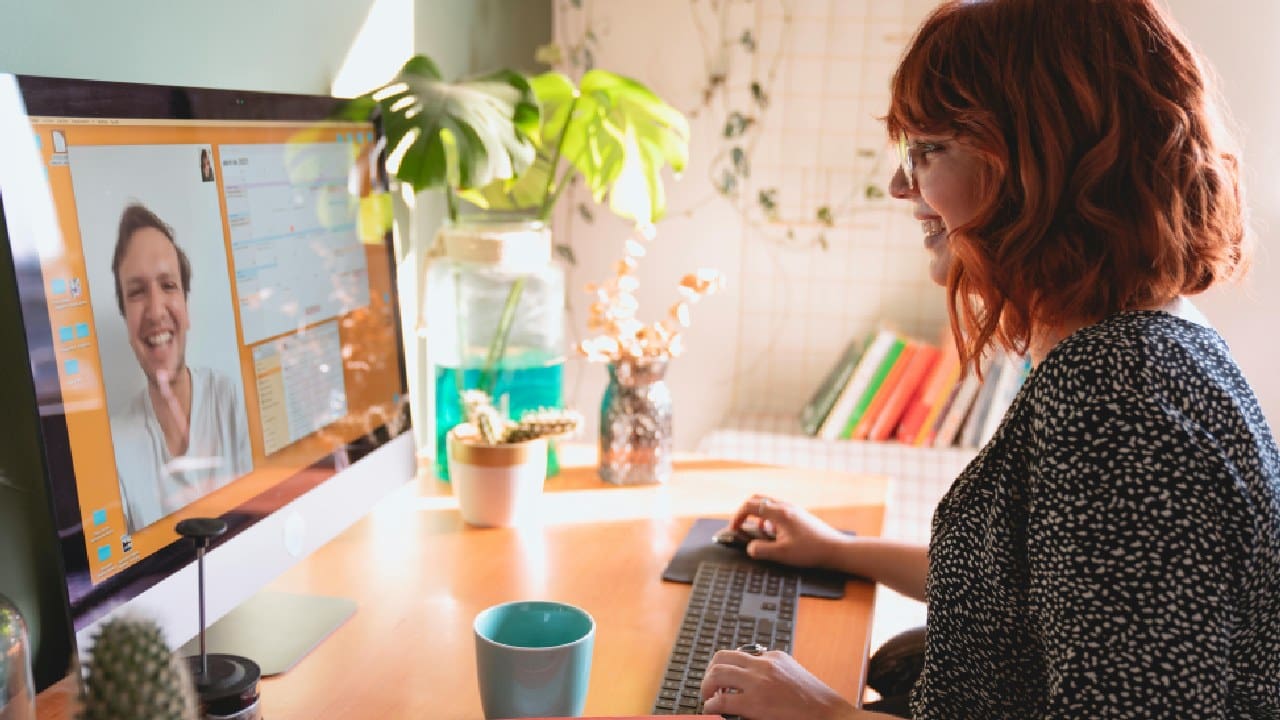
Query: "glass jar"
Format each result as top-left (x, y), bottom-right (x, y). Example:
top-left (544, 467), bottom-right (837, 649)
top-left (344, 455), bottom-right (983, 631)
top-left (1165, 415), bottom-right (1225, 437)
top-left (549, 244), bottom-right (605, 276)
top-left (598, 358), bottom-right (673, 485)
top-left (0, 593), bottom-right (35, 720)
top-left (425, 220), bottom-right (565, 480)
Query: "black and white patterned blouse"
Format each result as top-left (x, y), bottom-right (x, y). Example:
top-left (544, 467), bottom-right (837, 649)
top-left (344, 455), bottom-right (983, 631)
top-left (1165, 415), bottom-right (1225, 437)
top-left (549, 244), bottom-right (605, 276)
top-left (912, 311), bottom-right (1280, 719)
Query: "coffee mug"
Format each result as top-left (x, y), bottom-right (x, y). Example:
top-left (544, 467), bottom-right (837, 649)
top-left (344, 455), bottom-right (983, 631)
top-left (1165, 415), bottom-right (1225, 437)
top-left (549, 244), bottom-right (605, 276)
top-left (473, 600), bottom-right (595, 719)
top-left (448, 430), bottom-right (547, 527)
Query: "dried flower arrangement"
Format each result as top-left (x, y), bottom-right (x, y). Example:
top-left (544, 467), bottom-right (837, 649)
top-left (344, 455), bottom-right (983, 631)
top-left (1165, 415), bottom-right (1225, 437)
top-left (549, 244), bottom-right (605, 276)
top-left (455, 390), bottom-right (583, 445)
top-left (577, 224), bottom-right (726, 364)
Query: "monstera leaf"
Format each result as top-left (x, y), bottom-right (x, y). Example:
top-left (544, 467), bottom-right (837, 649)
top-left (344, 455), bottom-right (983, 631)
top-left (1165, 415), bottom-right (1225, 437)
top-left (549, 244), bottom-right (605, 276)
top-left (459, 69), bottom-right (690, 224)
top-left (344, 55), bottom-right (540, 194)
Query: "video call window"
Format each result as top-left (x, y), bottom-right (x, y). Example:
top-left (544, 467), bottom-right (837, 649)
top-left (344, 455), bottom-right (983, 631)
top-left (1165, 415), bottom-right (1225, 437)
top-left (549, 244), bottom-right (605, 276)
top-left (29, 116), bottom-right (400, 587)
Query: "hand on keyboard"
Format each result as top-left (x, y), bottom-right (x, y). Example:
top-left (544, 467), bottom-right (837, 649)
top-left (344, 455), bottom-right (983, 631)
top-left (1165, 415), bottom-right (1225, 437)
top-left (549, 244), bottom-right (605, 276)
top-left (699, 647), bottom-right (861, 720)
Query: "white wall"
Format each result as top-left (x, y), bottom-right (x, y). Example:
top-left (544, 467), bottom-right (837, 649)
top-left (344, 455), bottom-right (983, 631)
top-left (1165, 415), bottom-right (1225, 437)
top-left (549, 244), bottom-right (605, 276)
top-left (1162, 0), bottom-right (1280, 427)
top-left (0, 0), bottom-right (381, 94)
top-left (557, 0), bottom-right (1280, 450)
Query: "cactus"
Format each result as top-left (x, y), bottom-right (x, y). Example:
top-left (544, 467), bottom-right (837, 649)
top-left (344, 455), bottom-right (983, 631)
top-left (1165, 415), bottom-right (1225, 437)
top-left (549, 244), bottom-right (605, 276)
top-left (77, 616), bottom-right (198, 720)
top-left (502, 408), bottom-right (583, 443)
top-left (458, 390), bottom-right (581, 445)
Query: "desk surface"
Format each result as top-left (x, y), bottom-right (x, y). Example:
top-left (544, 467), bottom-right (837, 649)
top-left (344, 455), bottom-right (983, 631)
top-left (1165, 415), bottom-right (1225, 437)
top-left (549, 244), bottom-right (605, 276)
top-left (38, 455), bottom-right (888, 719)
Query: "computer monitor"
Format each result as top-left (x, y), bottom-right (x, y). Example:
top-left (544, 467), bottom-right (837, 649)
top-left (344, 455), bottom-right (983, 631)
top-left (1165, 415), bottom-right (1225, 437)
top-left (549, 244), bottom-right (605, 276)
top-left (0, 73), bottom-right (414, 691)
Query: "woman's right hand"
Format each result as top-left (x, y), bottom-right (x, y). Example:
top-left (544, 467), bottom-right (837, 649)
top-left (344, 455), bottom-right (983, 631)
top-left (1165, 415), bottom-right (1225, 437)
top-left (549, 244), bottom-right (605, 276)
top-left (730, 495), bottom-right (850, 570)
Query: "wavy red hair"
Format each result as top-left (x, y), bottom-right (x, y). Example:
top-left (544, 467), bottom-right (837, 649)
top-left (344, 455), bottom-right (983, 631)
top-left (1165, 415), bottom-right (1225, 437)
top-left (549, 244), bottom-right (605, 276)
top-left (886, 0), bottom-right (1249, 368)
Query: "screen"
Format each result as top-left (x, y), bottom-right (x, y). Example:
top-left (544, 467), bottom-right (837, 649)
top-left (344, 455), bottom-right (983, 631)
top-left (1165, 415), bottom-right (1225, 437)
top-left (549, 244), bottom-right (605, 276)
top-left (2, 75), bottom-right (411, 650)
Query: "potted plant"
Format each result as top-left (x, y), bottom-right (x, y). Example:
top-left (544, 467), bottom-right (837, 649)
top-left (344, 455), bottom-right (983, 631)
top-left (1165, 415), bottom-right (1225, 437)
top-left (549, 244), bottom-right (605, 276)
top-left (447, 390), bottom-right (582, 527)
top-left (343, 55), bottom-right (690, 479)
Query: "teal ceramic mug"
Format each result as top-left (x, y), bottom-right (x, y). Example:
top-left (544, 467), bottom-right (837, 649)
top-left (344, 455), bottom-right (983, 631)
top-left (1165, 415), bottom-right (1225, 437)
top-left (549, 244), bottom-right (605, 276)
top-left (473, 600), bottom-right (596, 719)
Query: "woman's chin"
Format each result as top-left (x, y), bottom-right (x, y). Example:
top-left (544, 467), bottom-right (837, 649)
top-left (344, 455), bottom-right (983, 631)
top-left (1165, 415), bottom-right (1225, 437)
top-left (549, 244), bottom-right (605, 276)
top-left (928, 256), bottom-right (952, 287)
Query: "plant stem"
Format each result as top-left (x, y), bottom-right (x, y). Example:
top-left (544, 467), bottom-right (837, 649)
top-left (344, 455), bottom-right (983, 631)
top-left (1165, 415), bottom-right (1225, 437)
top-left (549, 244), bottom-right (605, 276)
top-left (476, 98), bottom-right (579, 400)
top-left (445, 186), bottom-right (458, 223)
top-left (538, 97), bottom-right (579, 221)
top-left (479, 276), bottom-right (526, 397)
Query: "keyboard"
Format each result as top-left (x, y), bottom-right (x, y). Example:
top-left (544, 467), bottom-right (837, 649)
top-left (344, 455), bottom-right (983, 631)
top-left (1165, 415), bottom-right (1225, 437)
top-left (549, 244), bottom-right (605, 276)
top-left (653, 560), bottom-right (801, 714)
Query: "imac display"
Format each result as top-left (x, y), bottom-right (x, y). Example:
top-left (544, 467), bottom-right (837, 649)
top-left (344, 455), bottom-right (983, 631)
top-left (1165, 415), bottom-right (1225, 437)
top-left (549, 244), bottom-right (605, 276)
top-left (0, 74), bottom-right (414, 689)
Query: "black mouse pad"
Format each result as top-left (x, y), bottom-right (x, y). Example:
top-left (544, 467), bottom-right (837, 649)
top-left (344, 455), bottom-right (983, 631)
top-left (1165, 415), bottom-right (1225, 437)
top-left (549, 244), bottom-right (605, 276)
top-left (661, 518), bottom-right (855, 599)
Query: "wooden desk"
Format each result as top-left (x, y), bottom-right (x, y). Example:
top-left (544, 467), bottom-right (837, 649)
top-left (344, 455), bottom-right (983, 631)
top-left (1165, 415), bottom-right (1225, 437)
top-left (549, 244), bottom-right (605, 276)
top-left (38, 456), bottom-right (887, 718)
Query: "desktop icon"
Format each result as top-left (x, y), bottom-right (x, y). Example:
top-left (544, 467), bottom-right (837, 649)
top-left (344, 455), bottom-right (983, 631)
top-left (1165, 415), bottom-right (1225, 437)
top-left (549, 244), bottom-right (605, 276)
top-left (92, 508), bottom-right (107, 526)
top-left (96, 545), bottom-right (111, 562)
top-left (64, 359), bottom-right (79, 375)
top-left (121, 535), bottom-right (133, 554)
top-left (50, 278), bottom-right (66, 295)
top-left (59, 326), bottom-right (74, 342)
top-left (69, 277), bottom-right (82, 298)
top-left (76, 322), bottom-right (90, 338)
top-left (52, 130), bottom-right (67, 154)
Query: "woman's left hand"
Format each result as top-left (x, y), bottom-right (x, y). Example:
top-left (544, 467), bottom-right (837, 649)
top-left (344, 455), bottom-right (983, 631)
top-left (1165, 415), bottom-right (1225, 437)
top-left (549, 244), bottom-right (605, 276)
top-left (699, 648), bottom-right (861, 720)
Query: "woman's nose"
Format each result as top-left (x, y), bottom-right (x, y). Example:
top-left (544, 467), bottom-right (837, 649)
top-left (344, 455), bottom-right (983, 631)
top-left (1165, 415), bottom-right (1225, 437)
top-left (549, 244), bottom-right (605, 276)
top-left (889, 166), bottom-right (913, 199)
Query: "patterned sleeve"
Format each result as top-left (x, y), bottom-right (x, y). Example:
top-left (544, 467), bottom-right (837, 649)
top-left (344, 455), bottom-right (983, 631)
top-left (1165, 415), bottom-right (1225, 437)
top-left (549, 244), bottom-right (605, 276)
top-left (1027, 397), bottom-right (1248, 718)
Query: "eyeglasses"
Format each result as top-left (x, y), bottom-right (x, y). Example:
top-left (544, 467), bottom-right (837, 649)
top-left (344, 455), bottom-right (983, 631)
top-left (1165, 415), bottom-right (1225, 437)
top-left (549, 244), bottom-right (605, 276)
top-left (896, 136), bottom-right (944, 190)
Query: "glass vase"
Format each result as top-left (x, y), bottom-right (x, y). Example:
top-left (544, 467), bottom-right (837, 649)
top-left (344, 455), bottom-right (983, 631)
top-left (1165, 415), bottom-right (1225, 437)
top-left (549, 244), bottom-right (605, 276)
top-left (425, 220), bottom-right (566, 481)
top-left (0, 593), bottom-right (35, 720)
top-left (598, 358), bottom-right (673, 485)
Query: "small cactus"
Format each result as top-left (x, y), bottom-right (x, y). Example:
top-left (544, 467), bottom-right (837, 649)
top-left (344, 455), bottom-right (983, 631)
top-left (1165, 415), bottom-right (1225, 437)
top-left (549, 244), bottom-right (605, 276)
top-left (502, 408), bottom-right (583, 443)
top-left (78, 616), bottom-right (198, 720)
top-left (457, 390), bottom-right (581, 445)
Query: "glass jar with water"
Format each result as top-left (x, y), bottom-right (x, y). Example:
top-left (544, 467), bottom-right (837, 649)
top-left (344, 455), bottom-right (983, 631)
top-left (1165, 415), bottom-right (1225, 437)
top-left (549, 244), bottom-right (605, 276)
top-left (426, 220), bottom-right (565, 480)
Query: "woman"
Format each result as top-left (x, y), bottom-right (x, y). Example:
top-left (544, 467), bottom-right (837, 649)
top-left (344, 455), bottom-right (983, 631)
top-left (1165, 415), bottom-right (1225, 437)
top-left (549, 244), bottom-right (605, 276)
top-left (700, 0), bottom-right (1280, 718)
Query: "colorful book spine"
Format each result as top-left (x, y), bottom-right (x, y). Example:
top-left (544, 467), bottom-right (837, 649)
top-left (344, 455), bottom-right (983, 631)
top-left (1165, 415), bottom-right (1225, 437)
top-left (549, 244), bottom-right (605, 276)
top-left (850, 342), bottom-right (918, 441)
top-left (799, 333), bottom-right (867, 436)
top-left (932, 360), bottom-right (987, 448)
top-left (840, 337), bottom-right (907, 440)
top-left (817, 328), bottom-right (899, 441)
top-left (899, 340), bottom-right (960, 446)
top-left (869, 343), bottom-right (940, 442)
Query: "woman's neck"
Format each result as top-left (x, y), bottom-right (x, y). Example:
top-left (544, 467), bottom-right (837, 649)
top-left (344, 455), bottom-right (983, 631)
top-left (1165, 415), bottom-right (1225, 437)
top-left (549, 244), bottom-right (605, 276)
top-left (1027, 297), bottom-right (1203, 367)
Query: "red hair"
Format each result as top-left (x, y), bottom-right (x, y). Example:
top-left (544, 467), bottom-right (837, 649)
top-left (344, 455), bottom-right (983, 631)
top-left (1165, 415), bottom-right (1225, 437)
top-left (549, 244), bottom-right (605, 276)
top-left (886, 0), bottom-right (1248, 368)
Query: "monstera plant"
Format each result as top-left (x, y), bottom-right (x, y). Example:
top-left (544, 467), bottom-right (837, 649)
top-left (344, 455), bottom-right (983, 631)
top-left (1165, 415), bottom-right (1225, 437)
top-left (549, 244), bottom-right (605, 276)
top-left (344, 55), bottom-right (689, 392)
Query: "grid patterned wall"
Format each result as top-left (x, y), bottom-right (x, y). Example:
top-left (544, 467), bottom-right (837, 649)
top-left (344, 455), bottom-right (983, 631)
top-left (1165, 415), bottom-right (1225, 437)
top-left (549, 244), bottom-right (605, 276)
top-left (552, 0), bottom-right (948, 451)
top-left (727, 0), bottom-right (947, 416)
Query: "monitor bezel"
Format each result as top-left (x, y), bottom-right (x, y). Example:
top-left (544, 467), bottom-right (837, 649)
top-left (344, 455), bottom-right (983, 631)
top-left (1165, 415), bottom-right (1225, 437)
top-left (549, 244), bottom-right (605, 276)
top-left (5, 73), bottom-right (410, 645)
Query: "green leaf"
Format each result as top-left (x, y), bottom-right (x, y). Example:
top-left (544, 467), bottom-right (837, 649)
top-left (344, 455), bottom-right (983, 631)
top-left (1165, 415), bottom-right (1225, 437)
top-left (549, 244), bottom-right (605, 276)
top-left (357, 55), bottom-right (539, 195)
top-left (560, 69), bottom-right (690, 223)
top-left (816, 205), bottom-right (834, 226)
top-left (731, 146), bottom-right (749, 177)
top-left (750, 81), bottom-right (769, 109)
top-left (553, 243), bottom-right (577, 265)
top-left (461, 69), bottom-right (690, 225)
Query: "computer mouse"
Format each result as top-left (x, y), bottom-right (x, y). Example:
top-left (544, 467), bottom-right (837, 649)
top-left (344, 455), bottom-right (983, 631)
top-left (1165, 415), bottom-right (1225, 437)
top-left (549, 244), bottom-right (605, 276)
top-left (713, 521), bottom-right (775, 550)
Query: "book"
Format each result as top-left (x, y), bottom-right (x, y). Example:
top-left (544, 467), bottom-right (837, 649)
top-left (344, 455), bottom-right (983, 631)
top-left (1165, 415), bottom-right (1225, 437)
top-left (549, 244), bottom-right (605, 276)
top-left (817, 328), bottom-right (899, 440)
top-left (868, 343), bottom-right (940, 442)
top-left (798, 333), bottom-right (868, 435)
top-left (849, 341), bottom-right (918, 441)
top-left (931, 357), bottom-right (988, 448)
top-left (976, 353), bottom-right (1030, 445)
top-left (898, 338), bottom-right (960, 445)
top-left (959, 352), bottom-right (1005, 448)
top-left (839, 335), bottom-right (907, 440)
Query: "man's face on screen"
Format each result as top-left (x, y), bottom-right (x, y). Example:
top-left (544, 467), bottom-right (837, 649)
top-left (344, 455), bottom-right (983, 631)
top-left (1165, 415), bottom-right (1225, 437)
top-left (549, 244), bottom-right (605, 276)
top-left (119, 227), bottom-right (189, 388)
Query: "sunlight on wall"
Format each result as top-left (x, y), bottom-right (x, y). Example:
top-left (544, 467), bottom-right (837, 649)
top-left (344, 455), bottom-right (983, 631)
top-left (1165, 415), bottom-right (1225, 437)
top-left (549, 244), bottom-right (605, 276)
top-left (331, 0), bottom-right (414, 98)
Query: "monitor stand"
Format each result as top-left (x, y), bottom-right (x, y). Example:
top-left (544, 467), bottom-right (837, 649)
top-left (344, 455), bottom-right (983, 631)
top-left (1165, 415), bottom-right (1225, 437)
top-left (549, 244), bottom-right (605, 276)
top-left (178, 590), bottom-right (356, 677)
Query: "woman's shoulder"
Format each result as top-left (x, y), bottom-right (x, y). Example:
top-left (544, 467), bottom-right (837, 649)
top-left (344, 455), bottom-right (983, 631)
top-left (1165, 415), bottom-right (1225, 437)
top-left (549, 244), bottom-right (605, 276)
top-left (1028, 310), bottom-right (1232, 407)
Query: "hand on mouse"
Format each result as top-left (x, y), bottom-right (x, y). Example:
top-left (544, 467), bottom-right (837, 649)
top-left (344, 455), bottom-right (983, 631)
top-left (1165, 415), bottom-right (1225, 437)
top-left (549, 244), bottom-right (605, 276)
top-left (730, 495), bottom-right (848, 569)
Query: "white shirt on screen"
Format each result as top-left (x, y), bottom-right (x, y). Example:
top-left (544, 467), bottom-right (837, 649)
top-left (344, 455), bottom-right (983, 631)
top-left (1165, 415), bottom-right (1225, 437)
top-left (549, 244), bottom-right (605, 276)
top-left (111, 366), bottom-right (253, 533)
